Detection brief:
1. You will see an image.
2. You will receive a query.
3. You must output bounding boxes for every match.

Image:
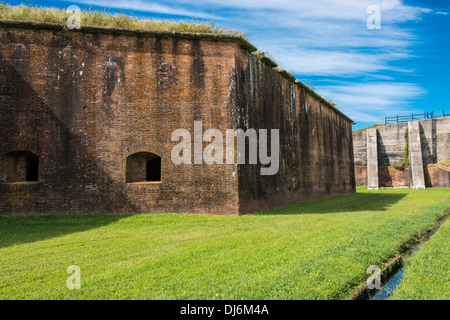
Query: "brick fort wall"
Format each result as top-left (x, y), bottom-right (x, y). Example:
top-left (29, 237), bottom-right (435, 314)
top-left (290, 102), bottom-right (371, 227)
top-left (0, 22), bottom-right (355, 215)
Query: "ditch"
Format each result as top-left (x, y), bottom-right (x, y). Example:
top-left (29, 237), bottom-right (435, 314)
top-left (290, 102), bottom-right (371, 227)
top-left (351, 212), bottom-right (449, 300)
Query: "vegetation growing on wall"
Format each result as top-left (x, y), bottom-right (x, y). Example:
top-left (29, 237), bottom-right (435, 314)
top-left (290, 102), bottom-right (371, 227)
top-left (437, 160), bottom-right (450, 168)
top-left (327, 99), bottom-right (337, 106)
top-left (392, 129), bottom-right (410, 170)
top-left (0, 4), bottom-right (247, 38)
top-left (253, 51), bottom-right (278, 68)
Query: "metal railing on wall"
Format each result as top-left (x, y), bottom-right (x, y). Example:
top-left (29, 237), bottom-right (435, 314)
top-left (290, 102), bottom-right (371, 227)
top-left (384, 110), bottom-right (450, 125)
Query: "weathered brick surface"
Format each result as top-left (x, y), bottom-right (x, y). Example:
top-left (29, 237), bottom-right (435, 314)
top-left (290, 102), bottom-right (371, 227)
top-left (378, 166), bottom-right (410, 188)
top-left (234, 49), bottom-right (355, 214)
top-left (425, 165), bottom-right (450, 188)
top-left (355, 164), bottom-right (450, 188)
top-left (0, 23), bottom-right (355, 215)
top-left (354, 165), bottom-right (368, 187)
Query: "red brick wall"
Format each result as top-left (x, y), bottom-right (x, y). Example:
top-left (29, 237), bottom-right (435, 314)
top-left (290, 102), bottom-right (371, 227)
top-left (234, 49), bottom-right (355, 214)
top-left (378, 166), bottom-right (410, 188)
top-left (354, 166), bottom-right (368, 187)
top-left (354, 165), bottom-right (411, 188)
top-left (0, 25), bottom-right (239, 215)
top-left (425, 165), bottom-right (450, 188)
top-left (5, 153), bottom-right (28, 182)
top-left (0, 23), bottom-right (355, 215)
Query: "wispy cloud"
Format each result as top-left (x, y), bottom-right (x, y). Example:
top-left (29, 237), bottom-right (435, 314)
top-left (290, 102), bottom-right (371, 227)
top-left (256, 45), bottom-right (414, 76)
top-left (156, 0), bottom-right (433, 77)
top-left (317, 82), bottom-right (427, 122)
top-left (64, 0), bottom-right (220, 19)
top-left (210, 0), bottom-right (431, 76)
top-left (172, 0), bottom-right (432, 22)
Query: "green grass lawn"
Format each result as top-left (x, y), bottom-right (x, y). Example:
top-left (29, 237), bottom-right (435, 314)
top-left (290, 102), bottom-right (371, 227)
top-left (391, 216), bottom-right (450, 300)
top-left (0, 187), bottom-right (449, 300)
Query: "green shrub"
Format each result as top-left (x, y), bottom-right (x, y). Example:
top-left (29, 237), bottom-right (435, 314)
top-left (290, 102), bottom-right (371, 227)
top-left (392, 161), bottom-right (406, 170)
top-left (392, 129), bottom-right (410, 170)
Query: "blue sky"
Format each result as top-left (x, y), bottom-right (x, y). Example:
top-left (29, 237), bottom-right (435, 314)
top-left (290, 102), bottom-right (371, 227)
top-left (3, 0), bottom-right (450, 129)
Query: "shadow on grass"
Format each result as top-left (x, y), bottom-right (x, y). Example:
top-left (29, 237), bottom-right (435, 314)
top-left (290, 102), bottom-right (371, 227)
top-left (253, 192), bottom-right (408, 215)
top-left (0, 193), bottom-right (409, 248)
top-left (0, 214), bottom-right (128, 249)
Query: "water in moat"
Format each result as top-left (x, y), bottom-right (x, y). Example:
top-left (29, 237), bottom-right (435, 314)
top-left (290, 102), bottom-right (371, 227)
top-left (368, 218), bottom-right (445, 300)
top-left (370, 266), bottom-right (405, 300)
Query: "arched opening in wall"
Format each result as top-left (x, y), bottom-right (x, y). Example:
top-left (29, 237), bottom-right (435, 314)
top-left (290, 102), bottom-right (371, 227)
top-left (126, 152), bottom-right (161, 183)
top-left (2, 151), bottom-right (39, 182)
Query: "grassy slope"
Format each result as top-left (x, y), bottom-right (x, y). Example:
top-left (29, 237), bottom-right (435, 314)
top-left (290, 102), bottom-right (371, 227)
top-left (0, 187), bottom-right (449, 299)
top-left (391, 217), bottom-right (450, 300)
top-left (352, 123), bottom-right (384, 133)
top-left (0, 4), bottom-right (246, 37)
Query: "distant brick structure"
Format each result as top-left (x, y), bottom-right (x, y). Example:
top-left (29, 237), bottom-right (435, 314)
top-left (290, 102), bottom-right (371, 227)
top-left (0, 21), bottom-right (355, 215)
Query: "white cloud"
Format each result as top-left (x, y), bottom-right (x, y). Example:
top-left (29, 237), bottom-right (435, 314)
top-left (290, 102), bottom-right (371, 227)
top-left (174, 0), bottom-right (431, 22)
top-left (165, 0), bottom-right (431, 77)
top-left (64, 0), bottom-right (220, 19)
top-left (316, 82), bottom-right (427, 122)
top-left (255, 43), bottom-right (414, 76)
top-left (174, 0), bottom-right (438, 28)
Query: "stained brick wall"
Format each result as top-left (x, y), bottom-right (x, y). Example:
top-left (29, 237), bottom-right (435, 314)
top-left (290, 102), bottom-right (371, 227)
top-left (0, 22), bottom-right (355, 215)
top-left (0, 24), bottom-right (240, 215)
top-left (234, 49), bottom-right (355, 214)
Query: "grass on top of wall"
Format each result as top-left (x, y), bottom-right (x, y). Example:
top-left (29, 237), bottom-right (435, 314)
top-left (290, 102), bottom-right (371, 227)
top-left (352, 123), bottom-right (384, 133)
top-left (438, 160), bottom-right (450, 168)
top-left (0, 187), bottom-right (449, 300)
top-left (0, 4), bottom-right (247, 38)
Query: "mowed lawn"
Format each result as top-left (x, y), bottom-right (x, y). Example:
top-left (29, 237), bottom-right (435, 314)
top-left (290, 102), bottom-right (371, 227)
top-left (391, 216), bottom-right (450, 300)
top-left (0, 187), bottom-right (448, 300)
